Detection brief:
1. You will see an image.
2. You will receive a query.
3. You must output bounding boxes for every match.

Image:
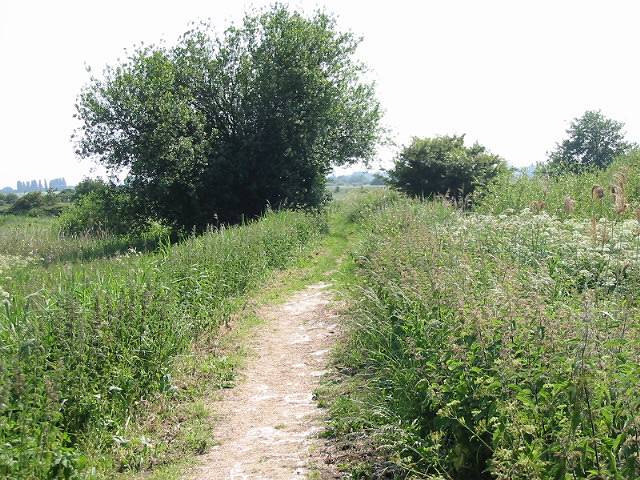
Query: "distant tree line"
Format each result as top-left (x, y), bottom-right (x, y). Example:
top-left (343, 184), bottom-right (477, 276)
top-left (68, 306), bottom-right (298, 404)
top-left (327, 171), bottom-right (386, 186)
top-left (0, 189), bottom-right (74, 216)
top-left (3, 177), bottom-right (68, 193)
top-left (386, 110), bottom-right (637, 201)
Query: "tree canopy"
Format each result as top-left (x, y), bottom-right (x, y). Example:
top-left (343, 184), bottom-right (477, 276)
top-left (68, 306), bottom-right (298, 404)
top-left (74, 6), bottom-right (382, 230)
top-left (547, 110), bottom-right (634, 173)
top-left (387, 135), bottom-right (505, 200)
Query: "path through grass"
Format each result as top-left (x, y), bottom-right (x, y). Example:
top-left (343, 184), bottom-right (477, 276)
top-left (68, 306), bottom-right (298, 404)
top-left (116, 190), bottom-right (390, 480)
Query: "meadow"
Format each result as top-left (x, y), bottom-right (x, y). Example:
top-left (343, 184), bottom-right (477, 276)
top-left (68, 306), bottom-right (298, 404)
top-left (0, 215), bottom-right (167, 264)
top-left (0, 209), bottom-right (325, 478)
top-left (4, 155), bottom-right (640, 479)
top-left (324, 155), bottom-right (640, 479)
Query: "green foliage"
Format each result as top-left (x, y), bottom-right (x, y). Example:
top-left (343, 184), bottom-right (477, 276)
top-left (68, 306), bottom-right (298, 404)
top-left (387, 135), bottom-right (505, 200)
top-left (0, 209), bottom-right (324, 479)
top-left (8, 192), bottom-right (47, 213)
top-left (5, 191), bottom-right (68, 217)
top-left (338, 187), bottom-right (400, 224)
top-left (327, 195), bottom-right (640, 479)
top-left (547, 110), bottom-right (635, 173)
top-left (478, 150), bottom-right (640, 218)
top-left (56, 189), bottom-right (76, 204)
top-left (0, 193), bottom-right (18, 206)
top-left (75, 5), bottom-right (381, 230)
top-left (72, 178), bottom-right (109, 201)
top-left (59, 184), bottom-right (137, 235)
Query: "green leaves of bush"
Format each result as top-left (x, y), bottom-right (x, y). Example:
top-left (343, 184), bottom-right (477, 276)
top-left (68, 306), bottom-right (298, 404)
top-left (387, 135), bottom-right (506, 201)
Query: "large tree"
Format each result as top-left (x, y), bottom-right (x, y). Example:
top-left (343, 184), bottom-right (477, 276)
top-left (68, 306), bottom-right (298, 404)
top-left (547, 110), bottom-right (634, 173)
top-left (74, 6), bottom-right (382, 230)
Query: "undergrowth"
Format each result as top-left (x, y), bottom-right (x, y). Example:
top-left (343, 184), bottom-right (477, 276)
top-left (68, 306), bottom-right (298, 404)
top-left (323, 161), bottom-right (640, 478)
top-left (0, 215), bottom-right (168, 264)
top-left (0, 209), bottom-right (325, 479)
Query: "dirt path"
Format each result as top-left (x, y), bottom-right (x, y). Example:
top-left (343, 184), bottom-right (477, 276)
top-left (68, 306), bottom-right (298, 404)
top-left (187, 282), bottom-right (339, 479)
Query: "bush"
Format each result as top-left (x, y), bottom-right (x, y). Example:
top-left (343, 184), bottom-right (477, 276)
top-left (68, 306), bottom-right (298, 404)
top-left (387, 135), bottom-right (505, 201)
top-left (0, 193), bottom-right (18, 206)
top-left (8, 192), bottom-right (46, 215)
top-left (58, 185), bottom-right (136, 235)
top-left (72, 178), bottom-right (108, 201)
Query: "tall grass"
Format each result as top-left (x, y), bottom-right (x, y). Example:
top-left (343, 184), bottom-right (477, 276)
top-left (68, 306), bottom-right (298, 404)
top-left (478, 151), bottom-right (640, 220)
top-left (328, 190), bottom-right (640, 478)
top-left (0, 215), bottom-right (166, 264)
top-left (0, 209), bottom-right (325, 479)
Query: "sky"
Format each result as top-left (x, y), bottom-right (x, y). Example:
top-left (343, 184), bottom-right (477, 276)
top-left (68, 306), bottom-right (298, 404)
top-left (1, 0), bottom-right (639, 188)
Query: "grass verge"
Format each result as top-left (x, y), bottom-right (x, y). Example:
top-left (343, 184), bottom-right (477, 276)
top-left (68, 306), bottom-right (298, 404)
top-left (1, 209), bottom-right (324, 479)
top-left (320, 190), bottom-right (640, 479)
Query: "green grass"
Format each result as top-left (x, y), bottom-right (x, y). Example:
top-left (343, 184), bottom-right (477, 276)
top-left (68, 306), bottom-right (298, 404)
top-left (321, 182), bottom-right (640, 478)
top-left (113, 190), bottom-right (393, 479)
top-left (0, 190), bottom-right (392, 479)
top-left (108, 310), bottom-right (266, 480)
top-left (328, 184), bottom-right (386, 201)
top-left (0, 209), bottom-right (325, 479)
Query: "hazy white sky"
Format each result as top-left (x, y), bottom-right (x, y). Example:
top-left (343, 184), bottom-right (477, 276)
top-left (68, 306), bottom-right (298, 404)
top-left (1, 0), bottom-right (639, 188)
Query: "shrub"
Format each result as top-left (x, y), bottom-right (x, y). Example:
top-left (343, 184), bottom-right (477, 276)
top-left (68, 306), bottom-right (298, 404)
top-left (72, 178), bottom-right (109, 201)
top-left (58, 185), bottom-right (137, 235)
top-left (8, 192), bottom-right (46, 215)
top-left (0, 193), bottom-right (18, 205)
top-left (387, 135), bottom-right (505, 201)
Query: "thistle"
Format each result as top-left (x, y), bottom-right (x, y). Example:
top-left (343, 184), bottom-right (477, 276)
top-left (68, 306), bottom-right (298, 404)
top-left (614, 197), bottom-right (629, 215)
top-left (531, 200), bottom-right (545, 212)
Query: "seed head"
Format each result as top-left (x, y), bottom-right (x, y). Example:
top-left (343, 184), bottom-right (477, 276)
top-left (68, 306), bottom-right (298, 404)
top-left (615, 199), bottom-right (629, 215)
top-left (563, 196), bottom-right (576, 214)
top-left (591, 185), bottom-right (605, 201)
top-left (531, 200), bottom-right (545, 212)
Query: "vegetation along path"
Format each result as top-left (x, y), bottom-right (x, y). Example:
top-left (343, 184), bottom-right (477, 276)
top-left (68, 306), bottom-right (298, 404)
top-left (181, 202), bottom-right (360, 479)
